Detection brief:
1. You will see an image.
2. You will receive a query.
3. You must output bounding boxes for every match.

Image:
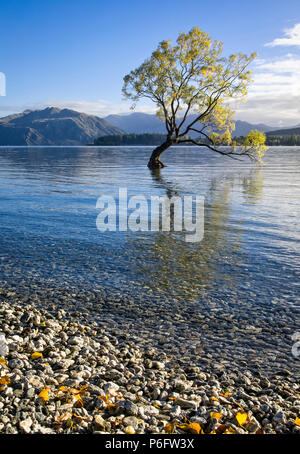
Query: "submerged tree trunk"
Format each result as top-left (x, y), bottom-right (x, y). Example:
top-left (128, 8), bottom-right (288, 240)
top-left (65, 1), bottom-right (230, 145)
top-left (147, 140), bottom-right (172, 169)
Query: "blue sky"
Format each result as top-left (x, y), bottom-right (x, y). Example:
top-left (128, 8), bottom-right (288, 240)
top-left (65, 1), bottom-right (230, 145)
top-left (0, 0), bottom-right (300, 125)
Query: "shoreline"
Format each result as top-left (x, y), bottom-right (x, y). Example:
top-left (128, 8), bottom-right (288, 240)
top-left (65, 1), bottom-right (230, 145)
top-left (0, 297), bottom-right (299, 434)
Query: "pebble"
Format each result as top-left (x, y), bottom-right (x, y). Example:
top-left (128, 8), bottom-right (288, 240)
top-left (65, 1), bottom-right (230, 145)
top-left (0, 300), bottom-right (298, 434)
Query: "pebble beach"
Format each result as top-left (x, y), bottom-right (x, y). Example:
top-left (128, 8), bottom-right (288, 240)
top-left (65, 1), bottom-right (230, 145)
top-left (0, 292), bottom-right (299, 435)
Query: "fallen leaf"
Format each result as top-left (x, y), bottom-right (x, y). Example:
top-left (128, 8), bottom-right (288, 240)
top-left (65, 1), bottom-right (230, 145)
top-left (0, 357), bottom-right (7, 366)
top-left (295, 417), bottom-right (300, 426)
top-left (178, 423), bottom-right (189, 430)
top-left (187, 423), bottom-right (202, 434)
top-left (236, 411), bottom-right (248, 426)
top-left (0, 375), bottom-right (10, 386)
top-left (98, 394), bottom-right (109, 404)
top-left (73, 394), bottom-right (84, 407)
top-left (165, 423), bottom-right (174, 434)
top-left (210, 412), bottom-right (223, 421)
top-left (220, 391), bottom-right (230, 397)
top-left (32, 352), bottom-right (43, 360)
top-left (39, 387), bottom-right (50, 401)
top-left (56, 386), bottom-right (68, 394)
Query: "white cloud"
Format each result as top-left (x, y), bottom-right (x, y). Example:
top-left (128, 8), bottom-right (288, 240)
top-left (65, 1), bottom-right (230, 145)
top-left (233, 54), bottom-right (300, 126)
top-left (266, 23), bottom-right (300, 47)
top-left (235, 93), bottom-right (300, 126)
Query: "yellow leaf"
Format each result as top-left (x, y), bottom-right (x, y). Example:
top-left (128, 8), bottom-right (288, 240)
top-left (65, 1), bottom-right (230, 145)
top-left (0, 357), bottom-right (7, 366)
top-left (236, 411), bottom-right (248, 426)
top-left (56, 386), bottom-right (68, 395)
top-left (187, 423), bottom-right (202, 434)
top-left (39, 387), bottom-right (50, 401)
top-left (295, 417), bottom-right (300, 426)
top-left (210, 412), bottom-right (222, 421)
top-left (32, 352), bottom-right (43, 359)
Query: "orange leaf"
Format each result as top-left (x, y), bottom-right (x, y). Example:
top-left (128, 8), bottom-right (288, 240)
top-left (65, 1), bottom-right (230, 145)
top-left (165, 423), bottom-right (174, 434)
top-left (220, 391), bottom-right (230, 397)
top-left (295, 417), bottom-right (300, 427)
top-left (0, 375), bottom-right (10, 386)
top-left (98, 394), bottom-right (109, 404)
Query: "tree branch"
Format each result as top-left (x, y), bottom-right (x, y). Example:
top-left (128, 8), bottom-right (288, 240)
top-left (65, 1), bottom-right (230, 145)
top-left (178, 138), bottom-right (257, 161)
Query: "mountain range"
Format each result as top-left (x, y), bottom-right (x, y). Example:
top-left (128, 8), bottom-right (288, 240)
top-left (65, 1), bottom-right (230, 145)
top-left (266, 126), bottom-right (300, 136)
top-left (104, 112), bottom-right (278, 137)
top-left (0, 107), bottom-right (124, 145)
top-left (0, 107), bottom-right (296, 146)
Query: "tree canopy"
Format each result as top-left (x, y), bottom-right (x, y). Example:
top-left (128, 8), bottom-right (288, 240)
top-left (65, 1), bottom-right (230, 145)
top-left (122, 27), bottom-right (267, 168)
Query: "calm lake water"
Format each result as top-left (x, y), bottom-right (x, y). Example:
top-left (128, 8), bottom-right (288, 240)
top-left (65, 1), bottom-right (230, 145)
top-left (0, 146), bottom-right (299, 373)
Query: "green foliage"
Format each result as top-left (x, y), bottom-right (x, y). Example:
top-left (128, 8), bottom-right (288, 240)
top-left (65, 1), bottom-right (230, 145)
top-left (265, 134), bottom-right (300, 146)
top-left (93, 133), bottom-right (168, 146)
top-left (93, 133), bottom-right (193, 146)
top-left (242, 130), bottom-right (268, 163)
top-left (122, 26), bottom-right (265, 162)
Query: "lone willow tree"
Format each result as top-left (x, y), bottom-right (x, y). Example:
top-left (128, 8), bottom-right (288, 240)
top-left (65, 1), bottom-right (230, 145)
top-left (123, 27), bottom-right (267, 169)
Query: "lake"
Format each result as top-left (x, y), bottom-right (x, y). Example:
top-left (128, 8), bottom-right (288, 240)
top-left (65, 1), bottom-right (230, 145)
top-left (0, 146), bottom-right (299, 375)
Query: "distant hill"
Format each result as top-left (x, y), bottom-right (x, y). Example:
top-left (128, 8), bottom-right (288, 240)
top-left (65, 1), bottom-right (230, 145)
top-left (266, 126), bottom-right (300, 136)
top-left (104, 112), bottom-right (276, 137)
top-left (0, 107), bottom-right (124, 145)
top-left (104, 113), bottom-right (166, 135)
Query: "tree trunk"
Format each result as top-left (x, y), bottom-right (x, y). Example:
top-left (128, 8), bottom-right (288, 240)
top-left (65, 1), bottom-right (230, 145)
top-left (147, 140), bottom-right (172, 169)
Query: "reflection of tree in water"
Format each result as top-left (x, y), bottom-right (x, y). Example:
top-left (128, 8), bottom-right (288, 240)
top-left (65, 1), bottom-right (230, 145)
top-left (242, 167), bottom-right (264, 203)
top-left (126, 167), bottom-right (264, 302)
